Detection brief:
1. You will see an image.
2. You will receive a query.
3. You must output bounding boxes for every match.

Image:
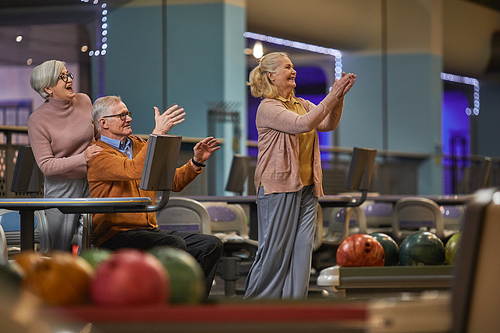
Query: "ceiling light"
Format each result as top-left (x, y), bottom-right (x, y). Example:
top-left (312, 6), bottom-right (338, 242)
top-left (253, 41), bottom-right (263, 59)
top-left (81, 45), bottom-right (88, 52)
top-left (16, 35), bottom-right (22, 42)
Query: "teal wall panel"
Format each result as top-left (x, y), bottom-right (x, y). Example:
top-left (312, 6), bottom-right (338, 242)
top-left (166, 4), bottom-right (224, 138)
top-left (340, 52), bottom-right (443, 194)
top-left (104, 5), bottom-right (164, 135)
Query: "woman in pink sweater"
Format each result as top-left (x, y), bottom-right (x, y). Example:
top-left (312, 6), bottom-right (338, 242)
top-left (244, 52), bottom-right (356, 299)
top-left (28, 60), bottom-right (102, 252)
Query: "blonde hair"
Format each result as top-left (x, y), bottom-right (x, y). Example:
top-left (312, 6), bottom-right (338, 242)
top-left (30, 60), bottom-right (66, 99)
top-left (247, 52), bottom-right (293, 99)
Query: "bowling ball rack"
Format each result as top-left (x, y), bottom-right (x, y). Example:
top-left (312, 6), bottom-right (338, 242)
top-left (317, 265), bottom-right (454, 299)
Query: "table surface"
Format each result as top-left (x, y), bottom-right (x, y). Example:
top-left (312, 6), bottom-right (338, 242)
top-left (0, 197), bottom-right (153, 214)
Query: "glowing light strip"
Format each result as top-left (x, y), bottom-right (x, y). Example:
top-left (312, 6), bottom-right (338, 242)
top-left (441, 72), bottom-right (480, 116)
top-left (244, 32), bottom-right (342, 79)
top-left (81, 0), bottom-right (108, 57)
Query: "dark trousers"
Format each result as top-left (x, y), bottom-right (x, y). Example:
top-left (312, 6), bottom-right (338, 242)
top-left (100, 228), bottom-right (223, 299)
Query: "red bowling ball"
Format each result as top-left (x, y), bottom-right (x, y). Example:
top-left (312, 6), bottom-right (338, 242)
top-left (336, 234), bottom-right (385, 267)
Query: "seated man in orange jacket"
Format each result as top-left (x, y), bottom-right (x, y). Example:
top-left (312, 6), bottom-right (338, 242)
top-left (87, 95), bottom-right (223, 299)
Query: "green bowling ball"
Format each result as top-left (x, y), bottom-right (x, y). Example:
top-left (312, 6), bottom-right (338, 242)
top-left (79, 248), bottom-right (112, 270)
top-left (445, 232), bottom-right (461, 265)
top-left (399, 231), bottom-right (445, 266)
top-left (370, 232), bottom-right (399, 266)
top-left (148, 247), bottom-right (205, 304)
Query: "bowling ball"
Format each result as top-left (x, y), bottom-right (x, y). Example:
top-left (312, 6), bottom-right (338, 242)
top-left (79, 248), bottom-right (112, 270)
top-left (445, 232), bottom-right (461, 265)
top-left (23, 251), bottom-right (94, 306)
top-left (91, 248), bottom-right (170, 306)
top-left (12, 250), bottom-right (46, 275)
top-left (399, 231), bottom-right (445, 266)
top-left (149, 247), bottom-right (205, 304)
top-left (336, 234), bottom-right (385, 267)
top-left (369, 232), bottom-right (399, 266)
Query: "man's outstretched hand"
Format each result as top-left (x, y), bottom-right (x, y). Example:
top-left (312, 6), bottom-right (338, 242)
top-left (152, 104), bottom-right (186, 135)
top-left (192, 137), bottom-right (221, 169)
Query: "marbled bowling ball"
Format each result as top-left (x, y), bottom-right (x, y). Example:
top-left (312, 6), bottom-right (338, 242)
top-left (370, 232), bottom-right (400, 266)
top-left (336, 234), bottom-right (385, 267)
top-left (399, 231), bottom-right (445, 266)
top-left (445, 232), bottom-right (461, 265)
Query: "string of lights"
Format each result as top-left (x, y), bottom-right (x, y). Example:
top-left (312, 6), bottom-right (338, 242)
top-left (244, 32), bottom-right (343, 80)
top-left (81, 0), bottom-right (108, 57)
top-left (441, 72), bottom-right (480, 116)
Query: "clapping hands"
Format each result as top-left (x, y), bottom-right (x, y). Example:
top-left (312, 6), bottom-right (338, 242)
top-left (152, 104), bottom-right (186, 135)
top-left (331, 72), bottom-right (356, 99)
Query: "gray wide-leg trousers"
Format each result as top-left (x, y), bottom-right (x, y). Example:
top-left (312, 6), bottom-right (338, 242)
top-left (44, 177), bottom-right (89, 252)
top-left (244, 184), bottom-right (318, 299)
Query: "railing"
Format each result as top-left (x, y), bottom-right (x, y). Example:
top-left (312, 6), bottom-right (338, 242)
top-left (2, 126), bottom-right (499, 197)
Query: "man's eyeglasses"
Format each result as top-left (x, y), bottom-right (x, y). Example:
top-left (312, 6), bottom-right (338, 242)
top-left (58, 72), bottom-right (74, 82)
top-left (102, 111), bottom-right (132, 121)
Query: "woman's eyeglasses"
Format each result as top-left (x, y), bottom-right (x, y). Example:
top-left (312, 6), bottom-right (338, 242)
top-left (102, 111), bottom-right (132, 121)
top-left (58, 72), bottom-right (74, 82)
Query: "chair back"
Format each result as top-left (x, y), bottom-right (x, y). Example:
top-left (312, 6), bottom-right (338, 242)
top-left (322, 206), bottom-right (366, 246)
top-left (392, 197), bottom-right (444, 243)
top-left (0, 224), bottom-right (7, 262)
top-left (156, 197), bottom-right (211, 234)
top-left (201, 202), bottom-right (248, 237)
top-left (225, 154), bottom-right (249, 195)
top-left (362, 201), bottom-right (393, 234)
top-left (10, 146), bottom-right (43, 194)
top-left (0, 209), bottom-right (50, 255)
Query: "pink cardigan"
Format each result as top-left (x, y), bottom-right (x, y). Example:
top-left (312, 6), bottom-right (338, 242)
top-left (254, 93), bottom-right (344, 197)
top-left (27, 93), bottom-right (94, 179)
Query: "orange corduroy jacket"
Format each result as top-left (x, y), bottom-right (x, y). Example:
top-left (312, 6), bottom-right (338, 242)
top-left (87, 137), bottom-right (201, 246)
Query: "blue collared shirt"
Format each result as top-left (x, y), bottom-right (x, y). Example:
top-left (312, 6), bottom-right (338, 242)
top-left (100, 135), bottom-right (133, 159)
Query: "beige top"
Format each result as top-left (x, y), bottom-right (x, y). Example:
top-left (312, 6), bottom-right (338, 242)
top-left (254, 92), bottom-right (344, 197)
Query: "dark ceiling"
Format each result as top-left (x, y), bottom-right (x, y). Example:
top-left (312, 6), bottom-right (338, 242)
top-left (0, 0), bottom-right (499, 68)
top-left (0, 0), bottom-right (133, 66)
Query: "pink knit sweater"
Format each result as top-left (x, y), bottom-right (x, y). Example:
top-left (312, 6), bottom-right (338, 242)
top-left (27, 93), bottom-right (94, 179)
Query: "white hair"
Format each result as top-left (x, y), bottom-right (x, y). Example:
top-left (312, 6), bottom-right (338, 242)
top-left (92, 96), bottom-right (123, 132)
top-left (30, 60), bottom-right (65, 99)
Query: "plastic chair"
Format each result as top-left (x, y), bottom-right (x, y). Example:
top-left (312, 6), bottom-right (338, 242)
top-left (322, 206), bottom-right (367, 246)
top-left (0, 224), bottom-right (7, 262)
top-left (200, 201), bottom-right (262, 297)
top-left (156, 197), bottom-right (211, 234)
top-left (202, 203), bottom-right (249, 237)
top-left (362, 201), bottom-right (393, 234)
top-left (440, 205), bottom-right (465, 238)
top-left (392, 197), bottom-right (445, 243)
top-left (80, 214), bottom-right (93, 251)
top-left (314, 203), bottom-right (323, 252)
top-left (0, 208), bottom-right (50, 256)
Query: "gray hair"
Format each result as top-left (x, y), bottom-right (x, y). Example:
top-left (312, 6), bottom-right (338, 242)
top-left (247, 52), bottom-right (291, 99)
top-left (92, 95), bottom-right (123, 132)
top-left (30, 60), bottom-right (66, 99)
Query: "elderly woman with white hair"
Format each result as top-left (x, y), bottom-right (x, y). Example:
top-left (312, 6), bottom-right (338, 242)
top-left (27, 59), bottom-right (102, 252)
